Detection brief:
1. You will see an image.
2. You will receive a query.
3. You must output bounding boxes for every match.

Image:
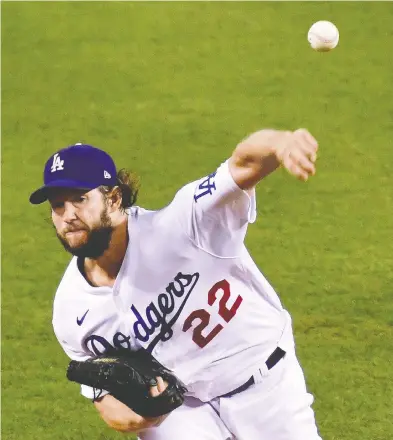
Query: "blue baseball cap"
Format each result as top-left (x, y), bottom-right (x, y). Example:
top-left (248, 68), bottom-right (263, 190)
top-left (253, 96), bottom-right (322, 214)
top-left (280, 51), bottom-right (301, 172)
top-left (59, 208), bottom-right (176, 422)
top-left (29, 143), bottom-right (118, 204)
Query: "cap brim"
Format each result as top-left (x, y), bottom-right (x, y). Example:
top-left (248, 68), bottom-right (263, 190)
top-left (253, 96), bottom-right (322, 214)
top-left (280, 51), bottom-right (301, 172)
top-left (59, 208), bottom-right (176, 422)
top-left (29, 180), bottom-right (97, 205)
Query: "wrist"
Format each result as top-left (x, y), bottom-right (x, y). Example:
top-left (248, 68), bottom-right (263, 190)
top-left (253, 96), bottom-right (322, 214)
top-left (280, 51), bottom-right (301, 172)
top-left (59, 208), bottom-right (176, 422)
top-left (269, 131), bottom-right (292, 163)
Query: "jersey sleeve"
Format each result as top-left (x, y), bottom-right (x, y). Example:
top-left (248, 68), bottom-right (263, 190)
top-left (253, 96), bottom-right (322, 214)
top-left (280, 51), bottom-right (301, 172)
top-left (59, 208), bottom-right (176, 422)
top-left (172, 160), bottom-right (257, 257)
top-left (53, 323), bottom-right (110, 401)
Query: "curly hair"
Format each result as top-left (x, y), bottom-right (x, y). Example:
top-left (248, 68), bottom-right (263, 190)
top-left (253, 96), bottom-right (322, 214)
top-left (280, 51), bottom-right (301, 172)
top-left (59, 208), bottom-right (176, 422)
top-left (98, 168), bottom-right (140, 213)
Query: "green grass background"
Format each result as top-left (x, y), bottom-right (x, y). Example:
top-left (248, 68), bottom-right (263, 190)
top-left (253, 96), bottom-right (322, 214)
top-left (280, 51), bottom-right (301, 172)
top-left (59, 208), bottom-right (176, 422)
top-left (2, 2), bottom-right (393, 439)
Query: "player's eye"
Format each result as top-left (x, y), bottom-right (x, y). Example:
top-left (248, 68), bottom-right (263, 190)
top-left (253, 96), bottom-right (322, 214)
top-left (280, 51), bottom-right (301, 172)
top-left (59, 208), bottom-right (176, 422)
top-left (51, 201), bottom-right (64, 210)
top-left (73, 195), bottom-right (87, 204)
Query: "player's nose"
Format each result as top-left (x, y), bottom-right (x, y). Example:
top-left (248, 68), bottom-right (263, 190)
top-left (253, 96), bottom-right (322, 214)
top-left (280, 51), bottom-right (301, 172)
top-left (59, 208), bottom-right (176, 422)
top-left (62, 201), bottom-right (78, 223)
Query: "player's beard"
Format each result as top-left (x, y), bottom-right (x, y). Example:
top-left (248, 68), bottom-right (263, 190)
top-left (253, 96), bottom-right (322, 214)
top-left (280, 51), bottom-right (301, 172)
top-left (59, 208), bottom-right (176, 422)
top-left (56, 208), bottom-right (114, 259)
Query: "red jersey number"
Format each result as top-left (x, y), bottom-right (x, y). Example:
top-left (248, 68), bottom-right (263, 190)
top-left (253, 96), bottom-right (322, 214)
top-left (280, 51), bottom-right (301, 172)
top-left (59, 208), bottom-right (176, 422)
top-left (182, 280), bottom-right (243, 348)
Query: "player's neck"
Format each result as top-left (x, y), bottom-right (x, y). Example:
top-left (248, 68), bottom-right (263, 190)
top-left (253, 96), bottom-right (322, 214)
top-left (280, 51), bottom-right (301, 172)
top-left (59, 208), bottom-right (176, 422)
top-left (84, 216), bottom-right (129, 287)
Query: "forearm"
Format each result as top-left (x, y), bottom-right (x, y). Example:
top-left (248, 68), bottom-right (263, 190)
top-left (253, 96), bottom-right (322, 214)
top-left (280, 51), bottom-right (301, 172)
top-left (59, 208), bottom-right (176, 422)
top-left (228, 129), bottom-right (287, 190)
top-left (229, 128), bottom-right (318, 190)
top-left (94, 394), bottom-right (165, 433)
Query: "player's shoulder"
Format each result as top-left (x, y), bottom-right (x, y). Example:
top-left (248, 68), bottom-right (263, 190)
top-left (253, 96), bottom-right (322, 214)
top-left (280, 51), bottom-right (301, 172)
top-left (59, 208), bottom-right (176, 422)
top-left (127, 205), bottom-right (155, 219)
top-left (127, 163), bottom-right (233, 238)
top-left (129, 182), bottom-right (196, 223)
top-left (129, 163), bottom-right (229, 222)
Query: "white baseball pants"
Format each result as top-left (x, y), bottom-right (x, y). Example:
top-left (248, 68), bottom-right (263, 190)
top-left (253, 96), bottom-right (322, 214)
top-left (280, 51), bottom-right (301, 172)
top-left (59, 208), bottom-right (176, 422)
top-left (139, 348), bottom-right (322, 440)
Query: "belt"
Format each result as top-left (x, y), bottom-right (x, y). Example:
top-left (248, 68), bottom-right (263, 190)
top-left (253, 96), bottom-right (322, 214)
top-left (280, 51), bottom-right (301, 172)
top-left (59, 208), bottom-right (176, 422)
top-left (220, 347), bottom-right (286, 398)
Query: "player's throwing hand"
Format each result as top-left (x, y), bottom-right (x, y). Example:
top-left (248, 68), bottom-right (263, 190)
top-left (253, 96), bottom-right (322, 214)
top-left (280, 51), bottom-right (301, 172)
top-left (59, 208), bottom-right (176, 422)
top-left (275, 129), bottom-right (318, 181)
top-left (230, 127), bottom-right (319, 189)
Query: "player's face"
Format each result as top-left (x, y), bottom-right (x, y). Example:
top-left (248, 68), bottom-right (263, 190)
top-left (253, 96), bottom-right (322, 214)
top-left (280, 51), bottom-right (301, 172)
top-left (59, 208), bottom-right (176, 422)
top-left (49, 188), bottom-right (113, 258)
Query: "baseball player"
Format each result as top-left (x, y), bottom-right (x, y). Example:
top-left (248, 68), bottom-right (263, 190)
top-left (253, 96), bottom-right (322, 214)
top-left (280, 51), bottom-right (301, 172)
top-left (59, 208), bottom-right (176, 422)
top-left (30, 128), bottom-right (322, 439)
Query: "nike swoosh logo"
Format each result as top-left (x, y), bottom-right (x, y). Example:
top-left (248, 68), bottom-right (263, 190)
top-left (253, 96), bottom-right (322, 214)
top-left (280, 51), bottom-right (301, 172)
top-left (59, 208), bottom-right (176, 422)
top-left (77, 310), bottom-right (89, 326)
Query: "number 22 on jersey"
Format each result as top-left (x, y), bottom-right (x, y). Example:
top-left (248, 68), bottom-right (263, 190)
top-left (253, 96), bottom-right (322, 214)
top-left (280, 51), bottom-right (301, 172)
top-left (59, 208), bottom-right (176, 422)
top-left (182, 280), bottom-right (243, 348)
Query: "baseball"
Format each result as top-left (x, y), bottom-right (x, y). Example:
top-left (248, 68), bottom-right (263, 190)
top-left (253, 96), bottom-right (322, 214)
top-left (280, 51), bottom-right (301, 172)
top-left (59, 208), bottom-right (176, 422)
top-left (308, 21), bottom-right (339, 52)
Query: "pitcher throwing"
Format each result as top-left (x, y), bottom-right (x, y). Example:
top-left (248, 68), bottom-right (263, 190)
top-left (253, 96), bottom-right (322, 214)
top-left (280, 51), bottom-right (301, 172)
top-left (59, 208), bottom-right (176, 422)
top-left (30, 128), bottom-right (322, 439)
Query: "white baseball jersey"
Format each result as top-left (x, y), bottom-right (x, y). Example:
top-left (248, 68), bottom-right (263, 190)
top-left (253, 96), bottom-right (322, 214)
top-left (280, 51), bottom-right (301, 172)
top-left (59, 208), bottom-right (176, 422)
top-left (53, 161), bottom-right (294, 403)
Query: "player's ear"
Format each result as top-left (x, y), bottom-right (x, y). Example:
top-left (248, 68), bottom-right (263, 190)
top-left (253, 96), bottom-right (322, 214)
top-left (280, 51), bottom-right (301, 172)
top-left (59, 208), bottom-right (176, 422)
top-left (106, 187), bottom-right (123, 211)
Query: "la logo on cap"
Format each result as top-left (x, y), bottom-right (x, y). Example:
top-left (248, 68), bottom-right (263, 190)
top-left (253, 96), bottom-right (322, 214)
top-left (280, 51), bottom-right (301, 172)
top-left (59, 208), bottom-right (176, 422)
top-left (104, 170), bottom-right (111, 179)
top-left (51, 153), bottom-right (64, 173)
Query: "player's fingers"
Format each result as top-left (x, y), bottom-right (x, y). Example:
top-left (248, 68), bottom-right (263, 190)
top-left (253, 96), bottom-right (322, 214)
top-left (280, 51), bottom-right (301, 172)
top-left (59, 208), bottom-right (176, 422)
top-left (149, 386), bottom-right (159, 397)
top-left (294, 133), bottom-right (318, 163)
top-left (298, 141), bottom-right (318, 161)
top-left (285, 147), bottom-right (315, 174)
top-left (149, 377), bottom-right (168, 397)
top-left (156, 376), bottom-right (168, 393)
top-left (296, 154), bottom-right (316, 175)
top-left (283, 156), bottom-right (309, 181)
top-left (307, 150), bottom-right (317, 163)
top-left (149, 380), bottom-right (159, 397)
top-left (290, 135), bottom-right (315, 159)
top-left (300, 146), bottom-right (317, 165)
top-left (294, 128), bottom-right (319, 150)
top-left (290, 163), bottom-right (309, 181)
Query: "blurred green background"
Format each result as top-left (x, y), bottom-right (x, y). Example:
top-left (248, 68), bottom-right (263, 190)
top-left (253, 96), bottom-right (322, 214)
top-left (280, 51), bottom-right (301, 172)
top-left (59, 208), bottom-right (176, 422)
top-left (2, 2), bottom-right (393, 439)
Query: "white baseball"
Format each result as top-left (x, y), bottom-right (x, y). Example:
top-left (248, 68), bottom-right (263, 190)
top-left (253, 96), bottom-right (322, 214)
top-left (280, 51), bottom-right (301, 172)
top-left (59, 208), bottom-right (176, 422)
top-left (308, 21), bottom-right (339, 52)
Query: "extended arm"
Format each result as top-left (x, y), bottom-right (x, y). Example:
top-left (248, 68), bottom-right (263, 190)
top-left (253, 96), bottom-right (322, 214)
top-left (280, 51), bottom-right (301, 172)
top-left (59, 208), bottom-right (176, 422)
top-left (228, 128), bottom-right (318, 190)
top-left (163, 128), bottom-right (319, 257)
